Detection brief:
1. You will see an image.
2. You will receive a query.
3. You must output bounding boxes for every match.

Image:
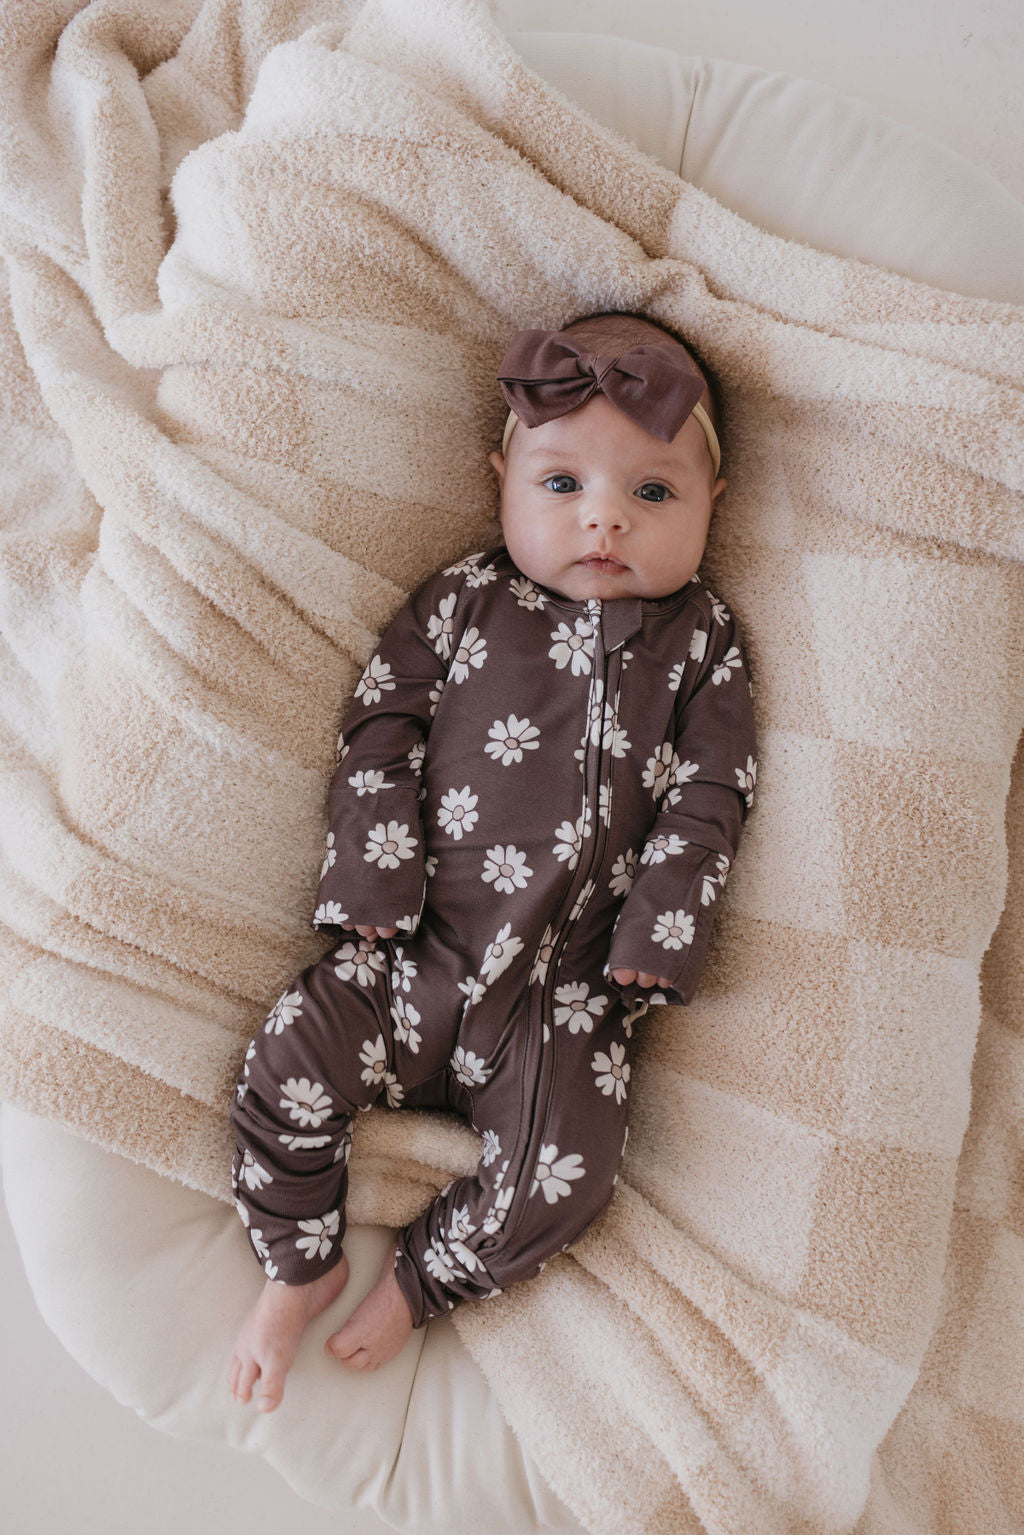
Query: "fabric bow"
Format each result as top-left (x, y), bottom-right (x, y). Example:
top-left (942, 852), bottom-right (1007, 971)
top-left (496, 331), bottom-right (707, 444)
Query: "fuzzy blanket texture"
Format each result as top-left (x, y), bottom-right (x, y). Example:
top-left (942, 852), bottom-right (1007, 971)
top-left (2, 1), bottom-right (1024, 1532)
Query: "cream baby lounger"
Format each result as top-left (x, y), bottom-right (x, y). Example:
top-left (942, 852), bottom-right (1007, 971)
top-left (2, 4), bottom-right (1024, 1534)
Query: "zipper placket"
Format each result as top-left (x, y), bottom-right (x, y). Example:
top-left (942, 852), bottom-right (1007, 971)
top-left (506, 600), bottom-right (622, 1234)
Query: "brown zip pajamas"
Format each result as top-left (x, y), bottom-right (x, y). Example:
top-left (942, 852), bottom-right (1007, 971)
top-left (231, 549), bottom-right (756, 1325)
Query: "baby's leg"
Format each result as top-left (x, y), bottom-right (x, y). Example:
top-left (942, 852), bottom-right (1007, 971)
top-left (390, 994), bottom-right (633, 1325)
top-left (228, 945), bottom-right (393, 1406)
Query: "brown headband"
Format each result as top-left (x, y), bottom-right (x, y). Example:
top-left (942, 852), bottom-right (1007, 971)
top-left (497, 329), bottom-right (712, 451)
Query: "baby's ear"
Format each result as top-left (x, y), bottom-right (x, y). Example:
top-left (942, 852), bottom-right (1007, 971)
top-left (488, 449), bottom-right (506, 484)
top-left (711, 476), bottom-right (727, 507)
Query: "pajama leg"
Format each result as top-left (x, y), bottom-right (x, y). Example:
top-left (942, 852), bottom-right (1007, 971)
top-left (231, 944), bottom-right (395, 1285)
top-left (393, 992), bottom-right (633, 1324)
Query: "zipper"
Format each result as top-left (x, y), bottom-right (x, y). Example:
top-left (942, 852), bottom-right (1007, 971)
top-left (505, 599), bottom-right (622, 1236)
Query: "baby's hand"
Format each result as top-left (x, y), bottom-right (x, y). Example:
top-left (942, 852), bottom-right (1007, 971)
top-left (341, 923), bottom-right (399, 941)
top-left (610, 968), bottom-right (672, 989)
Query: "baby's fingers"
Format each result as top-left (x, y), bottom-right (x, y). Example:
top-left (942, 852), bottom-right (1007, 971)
top-left (611, 968), bottom-right (672, 989)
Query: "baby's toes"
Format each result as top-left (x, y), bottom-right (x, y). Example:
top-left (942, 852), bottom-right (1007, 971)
top-left (229, 1351), bottom-right (259, 1405)
top-left (255, 1349), bottom-right (292, 1412)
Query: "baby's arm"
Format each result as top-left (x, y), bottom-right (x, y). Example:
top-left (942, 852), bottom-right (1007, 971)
top-left (313, 573), bottom-right (453, 941)
top-left (606, 599), bottom-right (756, 1005)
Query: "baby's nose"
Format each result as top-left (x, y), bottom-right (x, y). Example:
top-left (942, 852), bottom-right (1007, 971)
top-left (582, 494), bottom-right (630, 532)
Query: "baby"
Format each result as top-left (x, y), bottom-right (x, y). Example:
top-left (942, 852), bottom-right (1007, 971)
top-left (228, 311), bottom-right (757, 1411)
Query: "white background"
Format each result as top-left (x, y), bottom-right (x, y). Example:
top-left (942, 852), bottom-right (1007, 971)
top-left (2, 1), bottom-right (1021, 1532)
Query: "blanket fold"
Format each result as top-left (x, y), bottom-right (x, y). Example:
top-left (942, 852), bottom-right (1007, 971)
top-left (2, 2), bottom-right (1023, 1532)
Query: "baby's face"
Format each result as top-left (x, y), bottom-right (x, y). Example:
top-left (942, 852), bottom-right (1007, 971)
top-left (489, 394), bottom-right (726, 602)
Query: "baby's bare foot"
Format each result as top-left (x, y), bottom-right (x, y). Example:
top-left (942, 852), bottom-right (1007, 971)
top-left (227, 1256), bottom-right (350, 1413)
top-left (325, 1254), bottom-right (414, 1371)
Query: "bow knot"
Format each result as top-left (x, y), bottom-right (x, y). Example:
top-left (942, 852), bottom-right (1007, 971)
top-left (497, 331), bottom-right (707, 445)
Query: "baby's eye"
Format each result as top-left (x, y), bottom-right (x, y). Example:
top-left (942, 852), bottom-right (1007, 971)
top-left (636, 482), bottom-right (671, 503)
top-left (542, 474), bottom-right (579, 494)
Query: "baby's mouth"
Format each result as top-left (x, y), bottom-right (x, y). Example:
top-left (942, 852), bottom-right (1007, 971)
top-left (578, 553), bottom-right (627, 574)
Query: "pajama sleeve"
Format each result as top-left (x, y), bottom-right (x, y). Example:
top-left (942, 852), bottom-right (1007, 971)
top-left (606, 602), bottom-right (757, 1006)
top-left (312, 574), bottom-right (451, 939)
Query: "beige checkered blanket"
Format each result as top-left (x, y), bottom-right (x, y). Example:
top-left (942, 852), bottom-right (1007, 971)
top-left (1, 1), bottom-right (1023, 1530)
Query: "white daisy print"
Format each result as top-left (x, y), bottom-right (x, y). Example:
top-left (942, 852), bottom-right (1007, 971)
top-left (480, 923), bottom-right (524, 984)
top-left (553, 808), bottom-right (591, 867)
top-left (444, 551), bottom-right (485, 576)
top-left (668, 661), bottom-right (686, 692)
top-left (712, 646), bottom-right (743, 686)
top-left (510, 575), bottom-right (548, 610)
top-left (279, 1077), bottom-right (333, 1128)
top-left (265, 989), bottom-right (303, 1035)
top-left (450, 627), bottom-right (487, 684)
top-left (359, 1035), bottom-right (388, 1088)
top-left (408, 739), bottom-right (426, 776)
top-left (530, 1143), bottom-right (586, 1203)
top-left (481, 1129), bottom-right (501, 1166)
top-left (482, 844), bottom-right (533, 894)
top-left (451, 1045), bottom-right (492, 1086)
top-left (592, 1041), bottom-right (630, 1104)
top-left (424, 1238), bottom-right (465, 1285)
top-left (448, 1208), bottom-right (484, 1273)
top-left (652, 910), bottom-right (695, 950)
top-left (710, 596), bottom-right (730, 626)
top-left (691, 627), bottom-right (709, 661)
top-left (391, 951), bottom-right (418, 993)
top-left (348, 769), bottom-right (394, 796)
top-left (337, 733), bottom-right (349, 762)
top-left (296, 1210), bottom-right (340, 1263)
top-left (482, 1185), bottom-right (515, 1234)
top-left (609, 849), bottom-right (637, 898)
top-left (465, 561), bottom-right (497, 589)
top-left (736, 756), bottom-right (756, 807)
top-left (448, 1205), bottom-right (477, 1243)
top-left (384, 1072), bottom-right (404, 1108)
top-left (320, 832), bottom-right (336, 879)
top-left (354, 653), bottom-right (395, 705)
top-left (530, 926), bottom-right (555, 985)
top-left (390, 997), bottom-right (422, 1054)
top-left (334, 940), bottom-right (387, 988)
top-left (598, 782), bottom-right (613, 826)
top-left (428, 681), bottom-right (444, 716)
top-left (553, 981), bottom-right (608, 1034)
top-left (641, 832), bottom-right (689, 865)
top-left (364, 820), bottom-right (417, 869)
top-left (485, 714), bottom-right (541, 764)
top-left (238, 1151), bottom-right (273, 1191)
top-left (458, 973), bottom-right (486, 1008)
top-left (702, 855), bottom-right (731, 905)
top-left (438, 785), bottom-right (479, 840)
top-left (642, 743), bottom-right (679, 800)
top-left (660, 759), bottom-right (699, 809)
top-left (427, 593), bottom-right (458, 659)
top-left (278, 1131), bottom-right (332, 1151)
top-left (549, 617), bottom-right (595, 676)
top-left (314, 901), bottom-right (348, 927)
